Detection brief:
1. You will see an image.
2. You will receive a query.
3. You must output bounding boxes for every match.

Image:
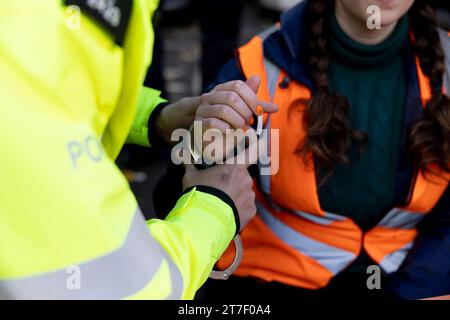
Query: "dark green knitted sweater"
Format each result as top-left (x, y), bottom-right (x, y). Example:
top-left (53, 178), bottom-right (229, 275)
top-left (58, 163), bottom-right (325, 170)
top-left (318, 14), bottom-right (409, 231)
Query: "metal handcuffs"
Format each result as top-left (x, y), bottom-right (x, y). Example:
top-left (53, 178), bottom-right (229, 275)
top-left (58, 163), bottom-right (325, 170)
top-left (187, 114), bottom-right (263, 280)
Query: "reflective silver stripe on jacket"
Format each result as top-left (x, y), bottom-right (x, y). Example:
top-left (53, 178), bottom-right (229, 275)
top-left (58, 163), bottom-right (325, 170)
top-left (0, 209), bottom-right (183, 300)
top-left (379, 242), bottom-right (414, 274)
top-left (377, 208), bottom-right (426, 230)
top-left (293, 210), bottom-right (347, 226)
top-left (258, 25), bottom-right (281, 44)
top-left (256, 24), bottom-right (282, 102)
top-left (257, 201), bottom-right (357, 275)
top-left (266, 200), bottom-right (346, 226)
top-left (258, 201), bottom-right (418, 274)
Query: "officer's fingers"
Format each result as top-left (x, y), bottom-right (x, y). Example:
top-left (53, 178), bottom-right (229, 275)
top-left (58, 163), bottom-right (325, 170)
top-left (245, 75), bottom-right (261, 94)
top-left (203, 91), bottom-right (253, 122)
top-left (213, 80), bottom-right (259, 114)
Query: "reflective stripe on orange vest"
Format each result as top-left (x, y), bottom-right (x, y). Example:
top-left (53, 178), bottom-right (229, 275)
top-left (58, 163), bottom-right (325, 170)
top-left (218, 26), bottom-right (450, 289)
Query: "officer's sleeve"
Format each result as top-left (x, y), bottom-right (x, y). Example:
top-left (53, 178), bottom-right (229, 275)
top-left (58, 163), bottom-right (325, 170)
top-left (0, 8), bottom-right (236, 301)
top-left (147, 187), bottom-right (238, 299)
top-left (386, 187), bottom-right (450, 299)
top-left (126, 86), bottom-right (167, 147)
top-left (0, 74), bottom-right (236, 300)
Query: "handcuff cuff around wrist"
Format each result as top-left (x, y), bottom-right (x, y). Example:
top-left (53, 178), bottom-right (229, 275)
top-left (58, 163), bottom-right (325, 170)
top-left (188, 113), bottom-right (263, 280)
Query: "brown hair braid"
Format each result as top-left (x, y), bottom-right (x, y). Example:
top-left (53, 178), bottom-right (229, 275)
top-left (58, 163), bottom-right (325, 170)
top-left (298, 0), bottom-right (450, 181)
top-left (408, 1), bottom-right (450, 176)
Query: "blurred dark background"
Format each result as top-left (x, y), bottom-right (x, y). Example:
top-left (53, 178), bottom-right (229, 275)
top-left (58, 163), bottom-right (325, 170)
top-left (119, 0), bottom-right (449, 220)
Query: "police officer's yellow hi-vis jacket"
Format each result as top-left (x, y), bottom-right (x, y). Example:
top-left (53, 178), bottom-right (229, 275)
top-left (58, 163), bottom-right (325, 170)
top-left (0, 0), bottom-right (237, 299)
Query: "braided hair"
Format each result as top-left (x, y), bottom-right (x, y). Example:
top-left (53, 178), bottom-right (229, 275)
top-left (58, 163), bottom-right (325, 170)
top-left (408, 1), bottom-right (450, 176)
top-left (298, 0), bottom-right (450, 180)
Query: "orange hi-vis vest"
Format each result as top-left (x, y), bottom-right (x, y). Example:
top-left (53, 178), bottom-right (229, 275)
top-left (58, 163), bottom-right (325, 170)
top-left (218, 26), bottom-right (450, 289)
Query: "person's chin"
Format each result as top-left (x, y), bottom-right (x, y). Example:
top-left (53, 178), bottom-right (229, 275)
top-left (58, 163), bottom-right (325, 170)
top-left (379, 12), bottom-right (402, 28)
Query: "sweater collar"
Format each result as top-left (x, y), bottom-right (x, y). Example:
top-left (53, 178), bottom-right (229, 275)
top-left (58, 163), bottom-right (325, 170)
top-left (329, 13), bottom-right (409, 69)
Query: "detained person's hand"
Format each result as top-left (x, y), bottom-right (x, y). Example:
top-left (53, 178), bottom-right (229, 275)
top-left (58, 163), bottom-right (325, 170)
top-left (195, 75), bottom-right (279, 133)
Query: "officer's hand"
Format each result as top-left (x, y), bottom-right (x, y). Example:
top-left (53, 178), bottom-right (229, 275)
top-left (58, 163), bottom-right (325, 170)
top-left (183, 164), bottom-right (256, 231)
top-left (196, 75), bottom-right (278, 133)
top-left (182, 141), bottom-right (260, 231)
top-left (155, 97), bottom-right (200, 145)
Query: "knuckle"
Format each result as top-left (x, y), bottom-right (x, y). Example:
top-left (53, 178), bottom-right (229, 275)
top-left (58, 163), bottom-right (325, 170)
top-left (217, 105), bottom-right (228, 118)
top-left (200, 93), bottom-right (209, 104)
top-left (227, 91), bottom-right (239, 105)
top-left (244, 106), bottom-right (253, 119)
top-left (221, 92), bottom-right (231, 107)
top-left (213, 83), bottom-right (223, 91)
top-left (232, 80), bottom-right (244, 91)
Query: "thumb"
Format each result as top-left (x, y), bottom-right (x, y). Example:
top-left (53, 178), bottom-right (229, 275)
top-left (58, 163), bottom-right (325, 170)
top-left (260, 101), bottom-right (279, 114)
top-left (246, 75), bottom-right (261, 94)
top-left (246, 75), bottom-right (279, 114)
